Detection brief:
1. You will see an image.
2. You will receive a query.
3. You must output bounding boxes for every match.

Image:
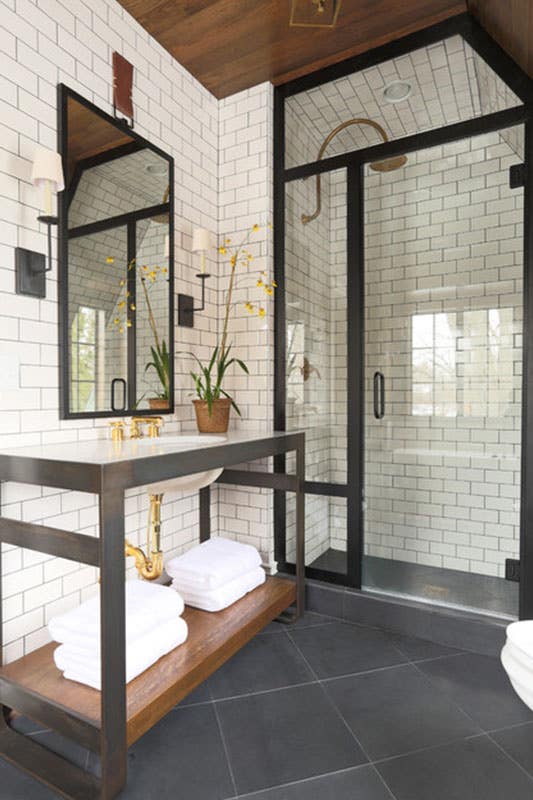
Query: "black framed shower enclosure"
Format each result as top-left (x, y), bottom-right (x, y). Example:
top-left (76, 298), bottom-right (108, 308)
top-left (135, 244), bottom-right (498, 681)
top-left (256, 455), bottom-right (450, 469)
top-left (273, 12), bottom-right (533, 619)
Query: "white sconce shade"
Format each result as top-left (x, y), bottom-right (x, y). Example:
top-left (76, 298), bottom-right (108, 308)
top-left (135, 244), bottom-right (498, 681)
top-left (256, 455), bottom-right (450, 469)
top-left (31, 148), bottom-right (64, 191)
top-left (191, 227), bottom-right (212, 252)
top-left (31, 148), bottom-right (64, 218)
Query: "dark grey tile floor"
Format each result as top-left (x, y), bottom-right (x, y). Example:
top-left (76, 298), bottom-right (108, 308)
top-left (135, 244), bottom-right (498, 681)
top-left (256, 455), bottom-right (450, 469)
top-left (4, 611), bottom-right (533, 800)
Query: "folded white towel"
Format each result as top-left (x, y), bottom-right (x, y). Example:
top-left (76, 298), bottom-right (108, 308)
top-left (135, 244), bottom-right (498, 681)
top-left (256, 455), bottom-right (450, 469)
top-left (166, 537), bottom-right (261, 591)
top-left (173, 566), bottom-right (265, 612)
top-left (49, 579), bottom-right (185, 651)
top-left (54, 616), bottom-right (188, 690)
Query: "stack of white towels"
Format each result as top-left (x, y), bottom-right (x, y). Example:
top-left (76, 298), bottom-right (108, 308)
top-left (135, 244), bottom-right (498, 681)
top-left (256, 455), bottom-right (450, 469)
top-left (48, 580), bottom-right (188, 690)
top-left (166, 537), bottom-right (265, 612)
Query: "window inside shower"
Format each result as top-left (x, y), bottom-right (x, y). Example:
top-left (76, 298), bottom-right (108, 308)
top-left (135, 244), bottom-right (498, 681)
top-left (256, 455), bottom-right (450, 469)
top-left (276, 17), bottom-right (531, 618)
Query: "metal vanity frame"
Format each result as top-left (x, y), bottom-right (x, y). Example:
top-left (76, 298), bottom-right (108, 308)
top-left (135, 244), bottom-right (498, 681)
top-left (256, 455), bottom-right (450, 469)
top-left (0, 431), bottom-right (305, 799)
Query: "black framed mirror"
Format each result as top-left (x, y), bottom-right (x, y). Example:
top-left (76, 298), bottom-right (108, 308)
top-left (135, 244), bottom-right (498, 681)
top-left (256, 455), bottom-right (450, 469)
top-left (57, 84), bottom-right (174, 419)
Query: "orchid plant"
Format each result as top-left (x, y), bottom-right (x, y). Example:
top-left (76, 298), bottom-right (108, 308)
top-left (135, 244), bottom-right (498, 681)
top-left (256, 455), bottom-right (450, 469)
top-left (189, 223), bottom-right (275, 417)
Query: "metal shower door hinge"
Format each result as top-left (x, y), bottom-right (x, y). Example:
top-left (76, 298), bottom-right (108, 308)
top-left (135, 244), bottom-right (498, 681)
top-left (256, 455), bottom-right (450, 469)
top-left (509, 163), bottom-right (526, 189)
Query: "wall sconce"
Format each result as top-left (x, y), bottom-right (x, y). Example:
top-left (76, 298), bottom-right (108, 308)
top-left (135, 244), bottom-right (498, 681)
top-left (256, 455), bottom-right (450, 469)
top-left (178, 227), bottom-right (212, 328)
top-left (16, 148), bottom-right (64, 297)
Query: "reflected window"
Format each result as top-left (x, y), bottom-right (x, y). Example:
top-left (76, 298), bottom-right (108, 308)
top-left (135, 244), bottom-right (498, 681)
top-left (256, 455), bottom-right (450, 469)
top-left (70, 306), bottom-right (102, 413)
top-left (411, 309), bottom-right (516, 417)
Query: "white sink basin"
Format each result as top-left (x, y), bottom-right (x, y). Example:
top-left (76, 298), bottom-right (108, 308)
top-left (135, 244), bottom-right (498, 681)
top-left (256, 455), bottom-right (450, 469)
top-left (140, 435), bottom-right (226, 493)
top-left (137, 435), bottom-right (225, 448)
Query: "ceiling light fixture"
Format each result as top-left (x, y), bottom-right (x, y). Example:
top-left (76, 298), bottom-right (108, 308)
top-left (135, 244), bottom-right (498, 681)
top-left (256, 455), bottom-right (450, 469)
top-left (383, 80), bottom-right (412, 103)
top-left (289, 0), bottom-right (342, 28)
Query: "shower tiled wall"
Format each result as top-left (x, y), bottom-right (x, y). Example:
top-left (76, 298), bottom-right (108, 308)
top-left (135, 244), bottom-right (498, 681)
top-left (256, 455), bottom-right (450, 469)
top-left (363, 128), bottom-right (523, 578)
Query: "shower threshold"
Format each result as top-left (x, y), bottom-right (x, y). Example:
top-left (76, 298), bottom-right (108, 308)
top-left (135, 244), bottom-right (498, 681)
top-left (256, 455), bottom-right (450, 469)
top-left (310, 550), bottom-right (518, 619)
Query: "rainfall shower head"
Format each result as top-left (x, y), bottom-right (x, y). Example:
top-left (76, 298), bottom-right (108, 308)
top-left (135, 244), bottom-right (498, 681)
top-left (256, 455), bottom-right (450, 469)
top-left (301, 118), bottom-right (407, 224)
top-left (369, 154), bottom-right (408, 172)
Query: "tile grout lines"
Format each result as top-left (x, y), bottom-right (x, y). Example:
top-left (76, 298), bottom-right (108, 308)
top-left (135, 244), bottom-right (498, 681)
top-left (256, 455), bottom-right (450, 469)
top-left (284, 625), bottom-right (400, 800)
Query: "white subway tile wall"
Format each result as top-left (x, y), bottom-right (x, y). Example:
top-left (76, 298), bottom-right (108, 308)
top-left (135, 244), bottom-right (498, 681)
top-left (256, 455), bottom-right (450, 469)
top-left (0, 0), bottom-right (274, 664)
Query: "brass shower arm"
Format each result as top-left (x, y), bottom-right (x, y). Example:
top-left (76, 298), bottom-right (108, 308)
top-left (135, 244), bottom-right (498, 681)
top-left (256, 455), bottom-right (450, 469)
top-left (301, 118), bottom-right (390, 225)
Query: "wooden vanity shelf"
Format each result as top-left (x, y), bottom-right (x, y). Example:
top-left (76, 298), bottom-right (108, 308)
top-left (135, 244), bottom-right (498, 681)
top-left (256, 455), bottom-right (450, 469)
top-left (0, 431), bottom-right (305, 798)
top-left (0, 577), bottom-right (296, 747)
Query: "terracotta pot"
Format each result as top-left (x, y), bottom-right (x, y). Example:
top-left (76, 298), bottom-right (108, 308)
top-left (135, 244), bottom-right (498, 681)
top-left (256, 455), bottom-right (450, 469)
top-left (149, 398), bottom-right (170, 411)
top-left (193, 398), bottom-right (231, 433)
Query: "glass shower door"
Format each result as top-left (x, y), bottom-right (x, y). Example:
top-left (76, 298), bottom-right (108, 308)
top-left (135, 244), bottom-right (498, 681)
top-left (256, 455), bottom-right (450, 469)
top-left (282, 167), bottom-right (350, 581)
top-left (362, 127), bottom-right (524, 617)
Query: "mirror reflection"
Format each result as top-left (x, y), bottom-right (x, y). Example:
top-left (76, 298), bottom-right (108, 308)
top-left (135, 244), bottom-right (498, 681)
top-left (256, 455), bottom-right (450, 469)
top-left (62, 90), bottom-right (173, 417)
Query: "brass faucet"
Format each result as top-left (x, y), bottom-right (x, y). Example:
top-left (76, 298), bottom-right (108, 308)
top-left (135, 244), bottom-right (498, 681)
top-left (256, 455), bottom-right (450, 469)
top-left (109, 420), bottom-right (125, 443)
top-left (125, 493), bottom-right (164, 581)
top-left (129, 416), bottom-right (163, 439)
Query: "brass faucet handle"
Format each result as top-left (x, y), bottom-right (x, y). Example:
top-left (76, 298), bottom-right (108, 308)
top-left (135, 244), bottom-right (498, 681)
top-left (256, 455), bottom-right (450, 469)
top-left (147, 417), bottom-right (163, 438)
top-left (109, 420), bottom-right (125, 442)
top-left (129, 418), bottom-right (144, 439)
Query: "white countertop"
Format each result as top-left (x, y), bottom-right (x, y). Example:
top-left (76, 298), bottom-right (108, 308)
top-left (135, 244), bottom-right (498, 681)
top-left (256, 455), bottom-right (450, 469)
top-left (0, 430), bottom-right (297, 466)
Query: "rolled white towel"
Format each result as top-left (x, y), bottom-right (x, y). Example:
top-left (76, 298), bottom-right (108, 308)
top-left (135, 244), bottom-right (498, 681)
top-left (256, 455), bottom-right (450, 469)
top-left (54, 616), bottom-right (188, 690)
top-left (166, 537), bottom-right (261, 591)
top-left (49, 579), bottom-right (185, 651)
top-left (173, 566), bottom-right (265, 612)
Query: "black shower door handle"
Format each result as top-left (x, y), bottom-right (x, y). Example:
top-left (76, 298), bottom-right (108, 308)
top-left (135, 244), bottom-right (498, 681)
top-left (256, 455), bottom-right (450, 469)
top-left (373, 371), bottom-right (385, 419)
top-left (111, 378), bottom-right (127, 412)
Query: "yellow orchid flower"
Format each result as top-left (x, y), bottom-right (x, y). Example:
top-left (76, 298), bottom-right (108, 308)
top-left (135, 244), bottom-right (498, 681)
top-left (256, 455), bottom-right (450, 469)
top-left (126, 320), bottom-right (132, 328)
top-left (114, 318), bottom-right (120, 325)
top-left (244, 302), bottom-right (254, 313)
top-left (258, 307), bottom-right (266, 317)
top-left (106, 256), bottom-right (114, 264)
top-left (130, 303), bottom-right (136, 311)
top-left (272, 280), bottom-right (278, 288)
top-left (265, 286), bottom-right (273, 296)
top-left (230, 255), bottom-right (237, 267)
top-left (256, 279), bottom-right (263, 287)
top-left (225, 238), bottom-right (231, 244)
top-left (252, 224), bottom-right (260, 232)
top-left (118, 301), bottom-right (125, 309)
top-left (219, 246), bottom-right (227, 255)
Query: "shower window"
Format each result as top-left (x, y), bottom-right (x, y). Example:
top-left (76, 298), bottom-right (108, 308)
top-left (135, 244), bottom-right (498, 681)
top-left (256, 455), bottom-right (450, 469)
top-left (411, 309), bottom-right (517, 419)
top-left (412, 313), bottom-right (458, 417)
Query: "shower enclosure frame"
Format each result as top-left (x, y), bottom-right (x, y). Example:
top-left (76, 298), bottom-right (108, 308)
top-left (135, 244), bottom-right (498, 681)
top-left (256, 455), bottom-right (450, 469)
top-left (273, 11), bottom-right (533, 618)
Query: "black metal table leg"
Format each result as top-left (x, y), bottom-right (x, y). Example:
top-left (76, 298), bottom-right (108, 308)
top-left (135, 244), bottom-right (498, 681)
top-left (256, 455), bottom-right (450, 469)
top-left (199, 485), bottom-right (211, 542)
top-left (99, 487), bottom-right (127, 799)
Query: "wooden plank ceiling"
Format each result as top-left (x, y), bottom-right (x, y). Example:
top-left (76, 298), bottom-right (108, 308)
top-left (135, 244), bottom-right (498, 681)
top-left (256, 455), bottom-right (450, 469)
top-left (467, 0), bottom-right (533, 79)
top-left (117, 0), bottom-right (468, 99)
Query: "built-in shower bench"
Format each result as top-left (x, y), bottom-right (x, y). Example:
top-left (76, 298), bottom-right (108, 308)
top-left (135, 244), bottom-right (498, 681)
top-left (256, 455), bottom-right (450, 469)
top-left (0, 430), bottom-right (305, 800)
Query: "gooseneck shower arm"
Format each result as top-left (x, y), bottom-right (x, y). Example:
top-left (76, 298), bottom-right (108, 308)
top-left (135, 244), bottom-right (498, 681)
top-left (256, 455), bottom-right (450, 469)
top-left (301, 118), bottom-right (406, 224)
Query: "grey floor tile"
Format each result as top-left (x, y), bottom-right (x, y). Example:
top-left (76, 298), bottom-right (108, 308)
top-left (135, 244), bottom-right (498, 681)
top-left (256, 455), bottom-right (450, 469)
top-left (209, 632), bottom-right (314, 699)
top-left (9, 715), bottom-right (49, 736)
top-left (390, 632), bottom-right (464, 662)
top-left (217, 683), bottom-right (366, 795)
top-left (0, 757), bottom-right (59, 799)
top-left (377, 735), bottom-right (533, 800)
top-left (418, 653), bottom-right (533, 730)
top-left (492, 722), bottom-right (533, 777)
top-left (176, 679), bottom-right (212, 706)
top-left (88, 703), bottom-right (234, 799)
top-left (237, 765), bottom-right (392, 800)
top-left (260, 611), bottom-right (335, 634)
top-left (325, 663), bottom-right (479, 760)
top-left (289, 621), bottom-right (408, 679)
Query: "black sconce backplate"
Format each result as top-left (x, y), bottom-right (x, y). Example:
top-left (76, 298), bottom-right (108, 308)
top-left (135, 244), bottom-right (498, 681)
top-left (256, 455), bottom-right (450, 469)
top-left (15, 247), bottom-right (46, 298)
